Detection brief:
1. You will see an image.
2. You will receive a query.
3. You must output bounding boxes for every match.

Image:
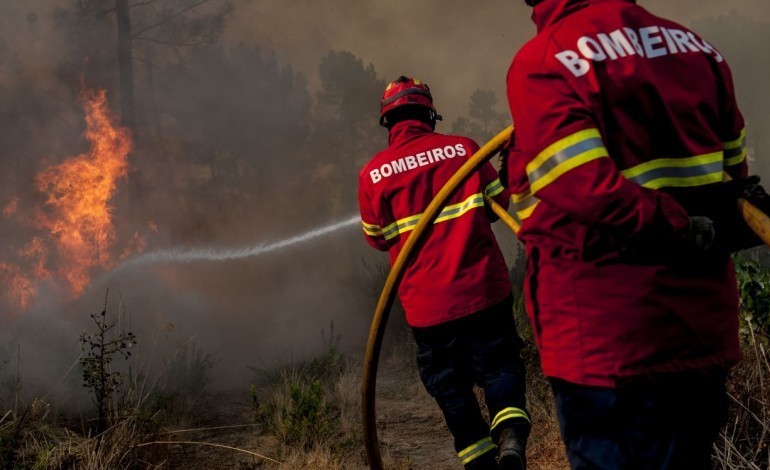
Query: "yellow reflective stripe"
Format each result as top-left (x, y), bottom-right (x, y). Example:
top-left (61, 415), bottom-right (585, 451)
top-left (381, 193), bottom-right (485, 241)
top-left (485, 178), bottom-right (504, 198)
top-left (434, 193), bottom-right (485, 223)
top-left (458, 437), bottom-right (496, 465)
top-left (723, 128), bottom-right (747, 167)
top-left (509, 189), bottom-right (540, 231)
top-left (517, 202), bottom-right (538, 221)
top-left (723, 128), bottom-right (747, 150)
top-left (621, 152), bottom-right (724, 189)
top-left (491, 407), bottom-right (531, 430)
top-left (724, 149), bottom-right (747, 167)
top-left (361, 221), bottom-right (382, 237)
top-left (381, 214), bottom-right (420, 240)
top-left (526, 129), bottom-right (609, 194)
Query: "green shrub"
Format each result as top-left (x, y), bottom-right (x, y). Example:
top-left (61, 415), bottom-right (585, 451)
top-left (734, 255), bottom-right (770, 339)
top-left (253, 370), bottom-right (338, 450)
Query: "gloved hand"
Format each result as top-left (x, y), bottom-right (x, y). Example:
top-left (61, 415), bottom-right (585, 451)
top-left (739, 176), bottom-right (770, 214)
top-left (716, 175), bottom-right (770, 252)
top-left (688, 216), bottom-right (716, 250)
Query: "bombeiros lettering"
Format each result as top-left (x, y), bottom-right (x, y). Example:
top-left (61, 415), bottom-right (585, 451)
top-left (370, 144), bottom-right (467, 184)
top-left (555, 25), bottom-right (724, 77)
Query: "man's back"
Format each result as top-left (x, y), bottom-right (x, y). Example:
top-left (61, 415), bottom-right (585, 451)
top-left (358, 119), bottom-right (511, 328)
top-left (505, 0), bottom-right (744, 386)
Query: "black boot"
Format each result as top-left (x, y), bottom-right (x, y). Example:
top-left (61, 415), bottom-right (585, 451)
top-left (496, 427), bottom-right (527, 470)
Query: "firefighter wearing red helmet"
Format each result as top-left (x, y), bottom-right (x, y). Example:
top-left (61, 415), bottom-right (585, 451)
top-left (358, 76), bottom-right (531, 469)
top-left (503, 0), bottom-right (769, 468)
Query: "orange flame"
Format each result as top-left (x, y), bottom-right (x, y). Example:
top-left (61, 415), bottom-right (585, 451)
top-left (34, 89), bottom-right (132, 295)
top-left (0, 88), bottom-right (137, 310)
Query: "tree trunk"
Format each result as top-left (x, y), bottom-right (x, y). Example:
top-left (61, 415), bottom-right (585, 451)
top-left (116, 0), bottom-right (145, 227)
top-left (116, 0), bottom-right (136, 134)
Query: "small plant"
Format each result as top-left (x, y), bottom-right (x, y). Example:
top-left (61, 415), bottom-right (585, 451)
top-left (79, 292), bottom-right (136, 432)
top-left (251, 324), bottom-right (343, 451)
top-left (734, 255), bottom-right (770, 339)
top-left (254, 370), bottom-right (337, 449)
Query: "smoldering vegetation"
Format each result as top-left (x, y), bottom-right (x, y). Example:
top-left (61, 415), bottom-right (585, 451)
top-left (0, 0), bottom-right (389, 406)
top-left (0, 1), bottom-right (767, 467)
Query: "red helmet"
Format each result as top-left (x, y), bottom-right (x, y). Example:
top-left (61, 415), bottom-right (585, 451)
top-left (379, 76), bottom-right (442, 127)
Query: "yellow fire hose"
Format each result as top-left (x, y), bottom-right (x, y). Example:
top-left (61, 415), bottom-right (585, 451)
top-left (725, 173), bottom-right (770, 246)
top-left (361, 125), bottom-right (770, 469)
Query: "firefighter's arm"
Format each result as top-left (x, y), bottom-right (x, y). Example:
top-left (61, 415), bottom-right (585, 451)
top-left (507, 60), bottom-right (690, 241)
top-left (467, 138), bottom-right (510, 220)
top-left (717, 59), bottom-right (748, 180)
top-left (358, 174), bottom-right (390, 252)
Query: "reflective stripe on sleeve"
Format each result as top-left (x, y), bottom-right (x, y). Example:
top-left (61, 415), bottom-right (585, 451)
top-left (526, 128), bottom-right (609, 194)
top-left (458, 437), bottom-right (496, 465)
top-left (723, 128), bottom-right (747, 167)
top-left (361, 220), bottom-right (383, 237)
top-left (380, 192), bottom-right (486, 241)
top-left (621, 152), bottom-right (724, 189)
top-left (491, 407), bottom-right (531, 431)
top-left (511, 189), bottom-right (540, 229)
top-left (484, 178), bottom-right (505, 198)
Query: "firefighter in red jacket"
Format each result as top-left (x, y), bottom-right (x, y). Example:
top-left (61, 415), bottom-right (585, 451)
top-left (359, 76), bottom-right (531, 469)
top-left (504, 0), bottom-right (766, 468)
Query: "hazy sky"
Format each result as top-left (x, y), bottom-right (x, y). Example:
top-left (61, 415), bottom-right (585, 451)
top-left (224, 0), bottom-right (770, 121)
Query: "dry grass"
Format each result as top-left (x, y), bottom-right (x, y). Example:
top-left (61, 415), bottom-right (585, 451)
top-left (715, 329), bottom-right (770, 469)
top-left (2, 304), bottom-right (766, 469)
top-left (0, 401), bottom-right (148, 469)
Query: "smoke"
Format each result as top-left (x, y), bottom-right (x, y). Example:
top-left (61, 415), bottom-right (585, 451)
top-left (0, 0), bottom-right (768, 407)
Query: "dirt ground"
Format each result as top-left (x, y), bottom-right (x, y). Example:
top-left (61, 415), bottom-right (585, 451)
top-left (147, 358), bottom-right (568, 469)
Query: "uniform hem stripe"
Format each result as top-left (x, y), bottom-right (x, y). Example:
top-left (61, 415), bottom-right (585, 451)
top-left (491, 407), bottom-right (531, 430)
top-left (458, 437), bottom-right (496, 465)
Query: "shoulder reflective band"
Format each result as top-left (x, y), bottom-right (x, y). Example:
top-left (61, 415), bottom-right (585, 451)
top-left (491, 407), bottom-right (531, 431)
top-left (526, 128), bottom-right (609, 194)
top-left (484, 178), bottom-right (505, 198)
top-left (621, 152), bottom-right (724, 189)
top-left (724, 128), bottom-right (747, 167)
top-left (458, 437), bottom-right (496, 466)
top-left (363, 192), bottom-right (485, 241)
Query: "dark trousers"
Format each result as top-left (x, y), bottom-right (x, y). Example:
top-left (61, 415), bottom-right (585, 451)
top-left (551, 370), bottom-right (729, 470)
top-left (412, 295), bottom-right (530, 466)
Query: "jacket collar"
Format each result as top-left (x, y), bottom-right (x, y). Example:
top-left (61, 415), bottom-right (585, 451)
top-left (388, 119), bottom-right (435, 147)
top-left (532, 0), bottom-right (636, 31)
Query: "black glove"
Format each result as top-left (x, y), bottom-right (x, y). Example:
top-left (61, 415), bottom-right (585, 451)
top-left (718, 175), bottom-right (770, 252)
top-left (688, 216), bottom-right (716, 251)
top-left (739, 176), bottom-right (770, 213)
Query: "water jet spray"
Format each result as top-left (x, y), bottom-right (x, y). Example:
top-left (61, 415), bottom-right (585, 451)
top-left (116, 215), bottom-right (360, 269)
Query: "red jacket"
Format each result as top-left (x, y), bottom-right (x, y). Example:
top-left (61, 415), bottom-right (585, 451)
top-left (505, 0), bottom-right (747, 386)
top-left (358, 120), bottom-right (511, 327)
